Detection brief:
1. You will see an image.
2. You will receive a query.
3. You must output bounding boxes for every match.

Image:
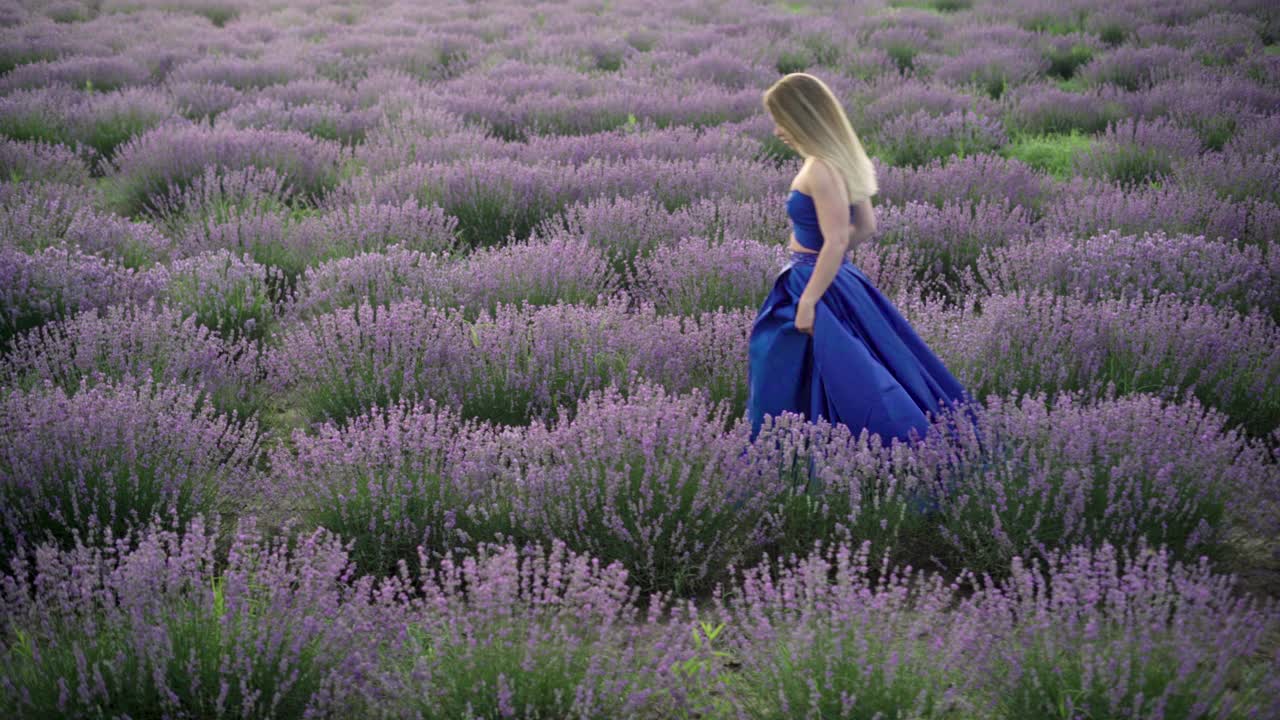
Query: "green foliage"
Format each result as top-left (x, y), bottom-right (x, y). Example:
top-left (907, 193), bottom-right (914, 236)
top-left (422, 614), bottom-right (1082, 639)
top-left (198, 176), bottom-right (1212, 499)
top-left (992, 626), bottom-right (1265, 720)
top-left (1001, 130), bottom-right (1092, 180)
top-left (1054, 75), bottom-right (1090, 93)
top-left (775, 49), bottom-right (811, 74)
top-left (674, 622), bottom-right (738, 720)
top-left (299, 466), bottom-right (518, 578)
top-left (889, 0), bottom-right (972, 12)
top-left (1043, 43), bottom-right (1094, 79)
top-left (884, 41), bottom-right (921, 73)
top-left (162, 260), bottom-right (278, 344)
top-left (1096, 22), bottom-right (1130, 47)
top-left (394, 593), bottom-right (681, 718)
top-left (1073, 138), bottom-right (1174, 188)
top-left (1020, 10), bottom-right (1088, 35)
top-left (735, 620), bottom-right (967, 719)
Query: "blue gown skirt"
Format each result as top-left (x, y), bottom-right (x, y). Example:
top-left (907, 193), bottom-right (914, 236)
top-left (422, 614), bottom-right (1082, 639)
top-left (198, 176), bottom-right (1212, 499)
top-left (747, 250), bottom-right (975, 447)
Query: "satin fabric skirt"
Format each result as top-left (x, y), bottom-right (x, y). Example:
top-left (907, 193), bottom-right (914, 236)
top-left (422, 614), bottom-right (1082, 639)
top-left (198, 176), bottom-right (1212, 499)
top-left (746, 250), bottom-right (974, 447)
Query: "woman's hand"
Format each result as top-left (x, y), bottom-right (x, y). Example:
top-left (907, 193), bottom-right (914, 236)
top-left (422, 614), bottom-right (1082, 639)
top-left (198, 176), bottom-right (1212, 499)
top-left (794, 298), bottom-right (815, 335)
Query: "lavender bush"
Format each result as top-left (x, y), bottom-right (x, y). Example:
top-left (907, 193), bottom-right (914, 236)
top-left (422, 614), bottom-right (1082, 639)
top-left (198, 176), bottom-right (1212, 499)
top-left (961, 542), bottom-right (1280, 719)
top-left (148, 164), bottom-right (300, 238)
top-left (0, 137), bottom-right (90, 185)
top-left (911, 390), bottom-right (1276, 573)
top-left (631, 235), bottom-right (786, 315)
top-left (971, 229), bottom-right (1280, 321)
top-left (283, 245), bottom-right (452, 321)
top-left (1002, 82), bottom-right (1126, 136)
top-left (0, 86), bottom-right (175, 163)
top-left (0, 245), bottom-right (166, 347)
top-left (453, 301), bottom-right (751, 427)
top-left (443, 233), bottom-right (621, 317)
top-left (368, 538), bottom-right (713, 719)
top-left (710, 539), bottom-right (983, 719)
top-left (0, 299), bottom-right (263, 418)
top-left (107, 121), bottom-right (348, 217)
top-left (285, 197), bottom-right (460, 269)
top-left (531, 192), bottom-right (788, 277)
top-left (1072, 116), bottom-right (1205, 187)
top-left (870, 109), bottom-right (1009, 168)
top-left (875, 152), bottom-right (1052, 216)
top-left (874, 197), bottom-right (1034, 293)
top-left (933, 44), bottom-right (1050, 100)
top-left (744, 409), bottom-right (945, 565)
top-left (267, 297), bottom-right (753, 428)
top-left (1, 199), bottom-right (175, 270)
top-left (154, 249), bottom-right (286, 342)
top-left (709, 540), bottom-right (1280, 719)
top-left (0, 377), bottom-right (261, 558)
top-left (264, 298), bottom-right (471, 427)
top-left (1039, 176), bottom-right (1280, 248)
top-left (510, 382), bottom-right (774, 595)
top-left (1175, 146), bottom-right (1280, 206)
top-left (0, 515), bottom-right (406, 719)
top-left (60, 208), bottom-right (174, 269)
top-left (266, 397), bottom-right (518, 576)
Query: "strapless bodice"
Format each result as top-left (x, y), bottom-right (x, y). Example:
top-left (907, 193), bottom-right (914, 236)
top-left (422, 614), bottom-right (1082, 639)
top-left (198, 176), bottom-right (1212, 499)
top-left (786, 189), bottom-right (855, 252)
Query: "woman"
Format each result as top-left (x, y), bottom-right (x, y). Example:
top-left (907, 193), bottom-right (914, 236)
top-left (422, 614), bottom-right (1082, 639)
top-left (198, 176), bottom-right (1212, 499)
top-left (746, 72), bottom-right (974, 449)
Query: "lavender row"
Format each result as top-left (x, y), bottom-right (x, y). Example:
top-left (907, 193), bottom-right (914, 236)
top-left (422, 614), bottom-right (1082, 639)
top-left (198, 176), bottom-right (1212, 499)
top-left (262, 296), bottom-right (751, 429)
top-left (970, 228), bottom-right (1280, 322)
top-left (18, 178), bottom-right (1265, 341)
top-left (5, 177), bottom-right (1276, 336)
top-left (4, 266), bottom-right (1274, 440)
top-left (1, 511), bottom-right (1275, 718)
top-left (270, 379), bottom-right (1277, 588)
top-left (4, 368), bottom-right (1272, 599)
top-left (262, 282), bottom-right (1278, 434)
top-left (1, 7), bottom-right (1273, 163)
top-left (7, 135), bottom-right (1276, 305)
top-left (918, 288), bottom-right (1280, 436)
top-left (0, 299), bottom-right (263, 418)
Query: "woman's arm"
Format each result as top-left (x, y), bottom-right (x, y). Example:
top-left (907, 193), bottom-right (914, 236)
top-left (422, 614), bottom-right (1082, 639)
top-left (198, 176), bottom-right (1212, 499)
top-left (798, 157), bottom-right (852, 308)
top-left (847, 196), bottom-right (877, 248)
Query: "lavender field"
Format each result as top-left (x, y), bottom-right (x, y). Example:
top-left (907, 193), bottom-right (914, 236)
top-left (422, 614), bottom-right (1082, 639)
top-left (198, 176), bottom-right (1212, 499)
top-left (1, 0), bottom-right (1279, 717)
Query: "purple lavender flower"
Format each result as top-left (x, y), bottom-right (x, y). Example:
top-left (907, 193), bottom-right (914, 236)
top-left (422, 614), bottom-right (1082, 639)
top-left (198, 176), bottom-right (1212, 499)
top-left (0, 514), bottom-right (409, 718)
top-left (0, 377), bottom-right (262, 557)
top-left (108, 120), bottom-right (347, 216)
top-left (153, 249), bottom-right (285, 342)
top-left (0, 245), bottom-right (166, 346)
top-left (510, 381), bottom-right (772, 594)
top-left (919, 289), bottom-right (1280, 436)
top-left (1, 299), bottom-right (263, 417)
top-left (872, 109), bottom-right (1008, 168)
top-left (1072, 116), bottom-right (1204, 187)
top-left (973, 229), bottom-right (1279, 321)
top-left (632, 235), bottom-right (787, 315)
top-left (0, 137), bottom-right (89, 185)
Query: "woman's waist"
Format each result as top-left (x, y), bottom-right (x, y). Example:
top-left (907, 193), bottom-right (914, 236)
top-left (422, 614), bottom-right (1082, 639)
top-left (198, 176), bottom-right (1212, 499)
top-left (787, 249), bottom-right (851, 265)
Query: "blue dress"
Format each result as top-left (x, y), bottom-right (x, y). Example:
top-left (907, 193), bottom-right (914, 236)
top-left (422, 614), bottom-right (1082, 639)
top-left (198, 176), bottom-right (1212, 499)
top-left (746, 189), bottom-right (975, 447)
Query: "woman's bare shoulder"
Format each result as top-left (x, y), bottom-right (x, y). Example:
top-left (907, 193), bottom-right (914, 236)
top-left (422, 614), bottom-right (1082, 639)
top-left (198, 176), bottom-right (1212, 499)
top-left (793, 156), bottom-right (833, 193)
top-left (795, 157), bottom-right (846, 200)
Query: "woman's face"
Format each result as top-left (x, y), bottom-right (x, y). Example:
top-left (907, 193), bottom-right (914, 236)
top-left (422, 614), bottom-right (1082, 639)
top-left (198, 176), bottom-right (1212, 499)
top-left (772, 121), bottom-right (795, 149)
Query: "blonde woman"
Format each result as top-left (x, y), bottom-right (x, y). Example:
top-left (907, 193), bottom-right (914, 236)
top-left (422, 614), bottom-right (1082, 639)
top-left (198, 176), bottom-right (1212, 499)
top-left (747, 73), bottom-right (973, 449)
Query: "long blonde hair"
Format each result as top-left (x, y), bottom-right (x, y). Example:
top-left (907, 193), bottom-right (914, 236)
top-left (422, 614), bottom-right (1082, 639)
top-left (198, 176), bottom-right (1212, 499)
top-left (763, 72), bottom-right (878, 204)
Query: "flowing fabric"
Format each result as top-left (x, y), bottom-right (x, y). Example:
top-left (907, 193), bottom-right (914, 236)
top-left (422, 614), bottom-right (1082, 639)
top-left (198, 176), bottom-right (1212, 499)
top-left (746, 250), bottom-right (974, 447)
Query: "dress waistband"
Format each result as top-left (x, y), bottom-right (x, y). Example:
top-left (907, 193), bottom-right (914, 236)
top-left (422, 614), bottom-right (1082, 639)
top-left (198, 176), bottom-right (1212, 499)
top-left (789, 250), bottom-right (850, 265)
